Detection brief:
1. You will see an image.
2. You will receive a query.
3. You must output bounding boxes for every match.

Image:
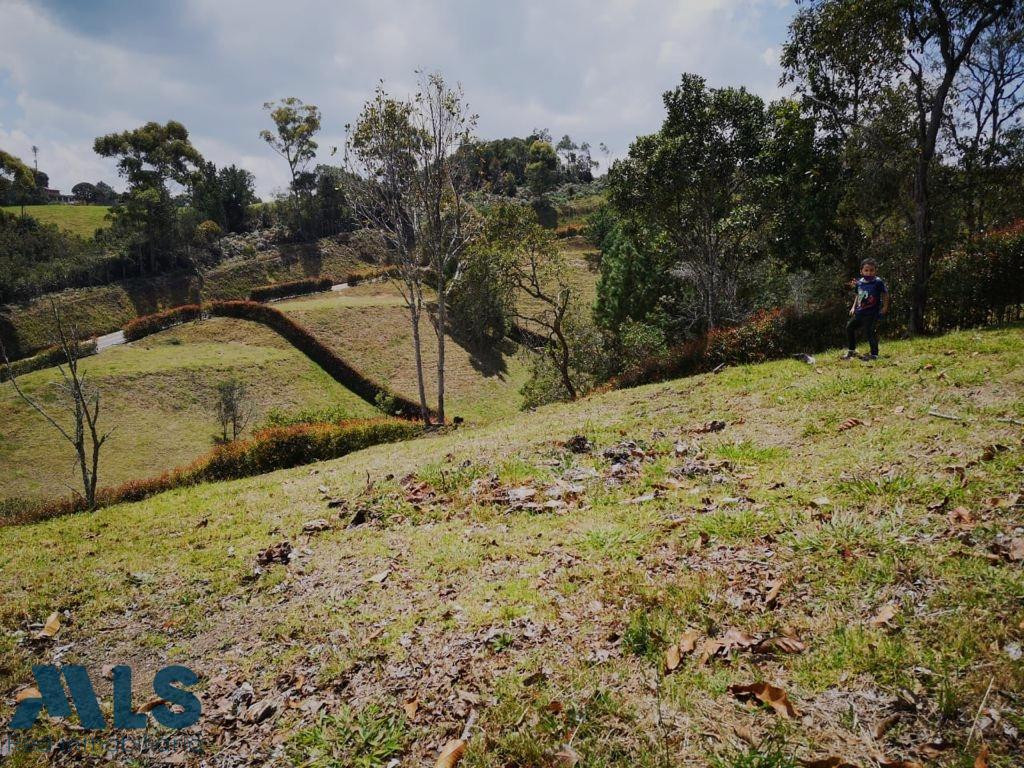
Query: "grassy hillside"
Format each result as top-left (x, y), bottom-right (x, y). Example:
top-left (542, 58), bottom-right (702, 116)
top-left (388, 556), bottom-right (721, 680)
top-left (1, 326), bottom-right (1021, 766)
top-left (0, 237), bottom-right (370, 359)
top-left (1, 204), bottom-right (110, 238)
top-left (279, 283), bottom-right (532, 424)
top-left (0, 317), bottom-right (375, 500)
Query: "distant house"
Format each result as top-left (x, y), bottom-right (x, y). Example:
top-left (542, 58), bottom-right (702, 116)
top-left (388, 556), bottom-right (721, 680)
top-left (45, 188), bottom-right (73, 204)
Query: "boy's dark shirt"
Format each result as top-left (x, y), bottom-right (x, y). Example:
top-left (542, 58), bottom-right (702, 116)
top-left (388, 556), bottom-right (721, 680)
top-left (854, 276), bottom-right (887, 316)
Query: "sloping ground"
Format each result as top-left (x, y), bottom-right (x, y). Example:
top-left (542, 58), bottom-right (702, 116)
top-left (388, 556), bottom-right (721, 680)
top-left (0, 317), bottom-right (375, 500)
top-left (279, 283), bottom-right (531, 424)
top-left (0, 237), bottom-right (369, 360)
top-left (1, 327), bottom-right (1021, 767)
top-left (1, 205), bottom-right (111, 238)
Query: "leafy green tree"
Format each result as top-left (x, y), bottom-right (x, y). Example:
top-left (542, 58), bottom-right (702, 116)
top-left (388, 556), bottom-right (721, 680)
top-left (218, 165), bottom-right (258, 233)
top-left (525, 139), bottom-right (559, 198)
top-left (260, 97), bottom-right (321, 238)
top-left (0, 149), bottom-right (35, 210)
top-left (93, 120), bottom-right (204, 274)
top-left (608, 74), bottom-right (770, 330)
top-left (71, 182), bottom-right (98, 203)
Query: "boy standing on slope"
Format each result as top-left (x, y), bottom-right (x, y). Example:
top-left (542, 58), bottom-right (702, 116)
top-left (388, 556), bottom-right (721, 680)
top-left (843, 258), bottom-right (889, 360)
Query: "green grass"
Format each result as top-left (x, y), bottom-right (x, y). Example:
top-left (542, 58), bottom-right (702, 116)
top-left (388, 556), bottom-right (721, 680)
top-left (2, 204), bottom-right (110, 238)
top-left (0, 317), bottom-right (375, 500)
top-left (281, 282), bottom-right (532, 425)
top-left (1, 326), bottom-right (1022, 766)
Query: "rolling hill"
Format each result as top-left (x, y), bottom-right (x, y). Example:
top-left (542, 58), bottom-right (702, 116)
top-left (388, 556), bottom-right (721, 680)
top-left (0, 317), bottom-right (375, 501)
top-left (1, 326), bottom-right (1021, 767)
top-left (1, 204), bottom-right (111, 238)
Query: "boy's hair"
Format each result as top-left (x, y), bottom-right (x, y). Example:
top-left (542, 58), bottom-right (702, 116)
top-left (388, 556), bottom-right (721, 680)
top-left (860, 258), bottom-right (878, 268)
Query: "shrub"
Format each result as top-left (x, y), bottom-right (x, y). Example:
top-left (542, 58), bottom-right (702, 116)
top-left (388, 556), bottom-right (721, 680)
top-left (930, 224), bottom-right (1024, 331)
top-left (343, 265), bottom-right (398, 286)
top-left (249, 276), bottom-right (334, 302)
top-left (1, 418), bottom-right (423, 526)
top-left (263, 403), bottom-right (365, 428)
top-left (0, 339), bottom-right (97, 382)
top-left (122, 304), bottom-right (202, 341)
top-left (206, 300), bottom-right (427, 419)
top-left (612, 301), bottom-right (847, 389)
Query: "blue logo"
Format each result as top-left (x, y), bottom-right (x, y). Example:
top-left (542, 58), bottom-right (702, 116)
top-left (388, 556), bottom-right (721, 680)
top-left (10, 665), bottom-right (201, 730)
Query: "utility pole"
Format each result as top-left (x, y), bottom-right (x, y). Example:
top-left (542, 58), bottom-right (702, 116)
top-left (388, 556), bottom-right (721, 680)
top-left (31, 145), bottom-right (38, 171)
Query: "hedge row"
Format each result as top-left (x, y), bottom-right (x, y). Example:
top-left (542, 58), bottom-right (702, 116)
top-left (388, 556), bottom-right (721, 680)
top-left (0, 339), bottom-right (98, 382)
top-left (249, 277), bottom-right (334, 302)
top-left (612, 301), bottom-right (847, 389)
top-left (344, 265), bottom-right (398, 286)
top-left (0, 418), bottom-right (422, 525)
top-left (207, 300), bottom-right (428, 419)
top-left (123, 304), bottom-right (202, 341)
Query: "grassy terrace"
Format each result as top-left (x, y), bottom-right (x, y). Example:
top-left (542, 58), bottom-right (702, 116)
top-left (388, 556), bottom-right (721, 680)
top-left (1, 204), bottom-right (111, 238)
top-left (0, 318), bottom-right (375, 501)
top-left (1, 326), bottom-right (1021, 766)
top-left (279, 282), bottom-right (532, 425)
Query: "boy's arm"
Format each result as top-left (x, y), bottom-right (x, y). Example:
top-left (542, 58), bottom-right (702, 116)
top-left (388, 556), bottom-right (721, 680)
top-left (881, 292), bottom-right (890, 316)
top-left (849, 292), bottom-right (858, 316)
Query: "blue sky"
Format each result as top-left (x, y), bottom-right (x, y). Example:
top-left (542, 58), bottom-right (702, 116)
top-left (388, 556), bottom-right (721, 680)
top-left (0, 0), bottom-right (796, 198)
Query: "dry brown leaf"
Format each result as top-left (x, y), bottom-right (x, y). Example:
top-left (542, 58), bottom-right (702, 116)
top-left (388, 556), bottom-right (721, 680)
top-left (878, 759), bottom-right (925, 768)
top-left (435, 738), bottom-right (467, 768)
top-left (764, 579), bottom-right (783, 607)
top-left (755, 636), bottom-right (806, 654)
top-left (15, 686), bottom-right (40, 703)
top-left (36, 612), bottom-right (61, 639)
top-left (799, 758), bottom-right (857, 768)
top-left (1008, 538), bottom-right (1024, 561)
top-left (696, 638), bottom-right (724, 666)
top-left (678, 629), bottom-right (699, 654)
top-left (869, 603), bottom-right (899, 628)
top-left (721, 628), bottom-right (758, 651)
top-left (838, 418), bottom-right (864, 432)
top-left (948, 507), bottom-right (974, 527)
top-left (974, 744), bottom-right (989, 768)
top-left (553, 745), bottom-right (580, 767)
top-left (402, 697), bottom-right (419, 720)
top-left (665, 644), bottom-right (681, 672)
top-left (873, 713), bottom-right (900, 738)
top-left (138, 697), bottom-right (166, 713)
top-left (729, 682), bottom-right (799, 718)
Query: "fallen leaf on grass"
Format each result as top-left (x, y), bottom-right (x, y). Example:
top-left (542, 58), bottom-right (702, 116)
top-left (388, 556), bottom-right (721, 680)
top-left (402, 697), bottom-right (419, 719)
top-left (754, 636), bottom-right (806, 655)
top-left (665, 644), bottom-right (681, 671)
top-left (799, 758), bottom-right (857, 768)
top-left (869, 603), bottom-right (899, 628)
top-left (838, 418), bottom-right (864, 432)
top-left (138, 697), bottom-right (167, 713)
top-left (1008, 538), bottom-right (1024, 561)
top-left (721, 629), bottom-right (758, 652)
top-left (948, 507), bottom-right (974, 528)
top-left (729, 682), bottom-right (799, 718)
top-left (302, 519), bottom-right (331, 533)
top-left (974, 744), bottom-right (989, 768)
top-left (553, 745), bottom-right (580, 766)
top-left (367, 569), bottom-right (391, 584)
top-left (36, 612), bottom-right (61, 639)
top-left (878, 759), bottom-right (925, 768)
top-left (256, 542), bottom-right (292, 566)
top-left (435, 739), bottom-right (466, 768)
top-left (694, 420), bottom-right (727, 433)
top-left (873, 713), bottom-right (900, 738)
top-left (763, 579), bottom-right (783, 607)
top-left (926, 496), bottom-right (948, 511)
top-left (15, 687), bottom-right (40, 703)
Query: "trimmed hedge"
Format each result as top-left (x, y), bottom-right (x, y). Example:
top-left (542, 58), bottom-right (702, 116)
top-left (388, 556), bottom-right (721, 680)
top-left (207, 300), bottom-right (429, 419)
top-left (343, 265), bottom-right (398, 286)
top-left (249, 277), bottom-right (334, 302)
top-left (611, 302), bottom-right (847, 389)
top-left (0, 418), bottom-right (423, 525)
top-left (0, 339), bottom-right (97, 382)
top-left (123, 304), bottom-right (202, 341)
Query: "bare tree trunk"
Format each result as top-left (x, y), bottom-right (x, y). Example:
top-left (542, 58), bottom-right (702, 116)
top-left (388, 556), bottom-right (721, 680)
top-left (410, 308), bottom-right (431, 424)
top-left (435, 269), bottom-right (447, 424)
top-left (910, 158), bottom-right (931, 335)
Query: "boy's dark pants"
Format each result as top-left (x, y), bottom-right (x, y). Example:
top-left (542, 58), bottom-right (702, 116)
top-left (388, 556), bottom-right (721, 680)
top-left (846, 313), bottom-right (879, 356)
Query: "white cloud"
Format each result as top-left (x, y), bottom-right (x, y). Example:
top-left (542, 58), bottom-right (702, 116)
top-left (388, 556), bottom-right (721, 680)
top-left (0, 0), bottom-right (794, 197)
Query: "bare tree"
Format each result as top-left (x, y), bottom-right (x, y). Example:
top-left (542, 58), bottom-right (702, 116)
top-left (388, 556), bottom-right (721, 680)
top-left (1, 302), bottom-right (112, 508)
top-left (343, 72), bottom-right (478, 424)
top-left (213, 378), bottom-right (252, 442)
top-left (344, 89), bottom-right (432, 423)
top-left (410, 72), bottom-right (478, 424)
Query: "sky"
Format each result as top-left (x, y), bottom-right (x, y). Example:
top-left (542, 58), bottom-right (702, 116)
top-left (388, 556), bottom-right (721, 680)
top-left (0, 0), bottom-right (796, 199)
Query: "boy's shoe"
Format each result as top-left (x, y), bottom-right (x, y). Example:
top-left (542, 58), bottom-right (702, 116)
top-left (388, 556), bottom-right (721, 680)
top-left (841, 350), bottom-right (856, 360)
top-left (860, 354), bottom-right (878, 361)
